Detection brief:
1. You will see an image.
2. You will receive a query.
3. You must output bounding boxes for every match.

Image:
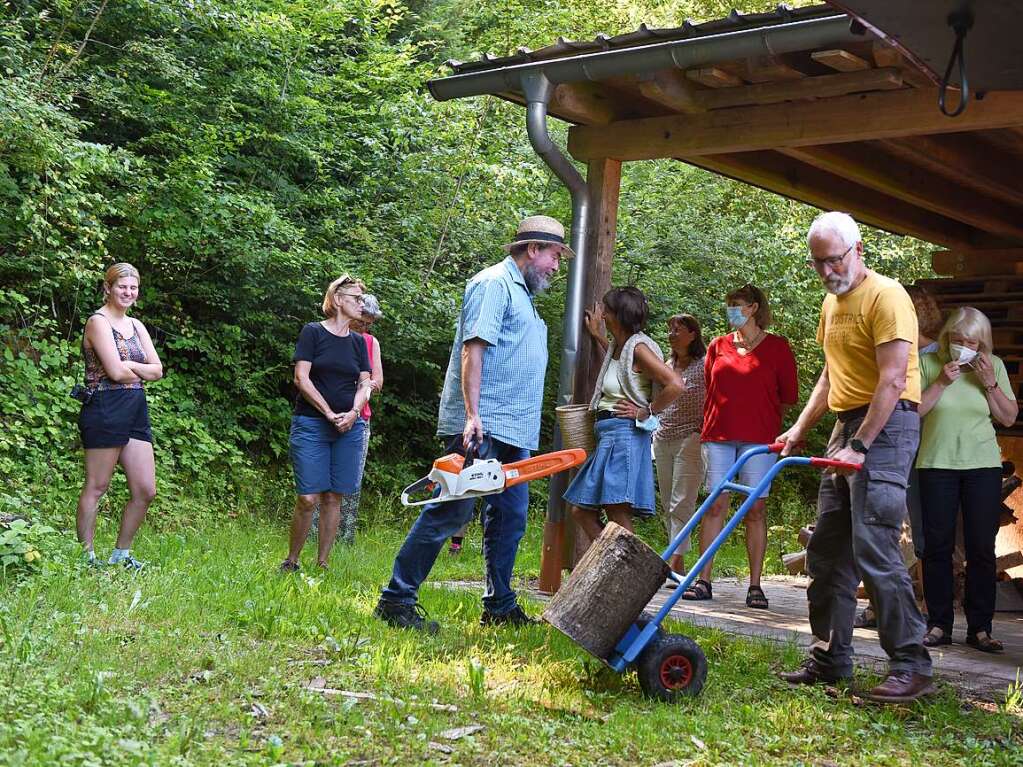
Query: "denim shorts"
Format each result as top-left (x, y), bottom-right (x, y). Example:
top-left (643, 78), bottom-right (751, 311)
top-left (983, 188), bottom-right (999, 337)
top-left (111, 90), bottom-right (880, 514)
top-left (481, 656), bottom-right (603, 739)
top-left (289, 415), bottom-right (366, 495)
top-left (703, 440), bottom-right (777, 499)
top-left (78, 388), bottom-right (152, 449)
top-left (563, 417), bottom-right (656, 515)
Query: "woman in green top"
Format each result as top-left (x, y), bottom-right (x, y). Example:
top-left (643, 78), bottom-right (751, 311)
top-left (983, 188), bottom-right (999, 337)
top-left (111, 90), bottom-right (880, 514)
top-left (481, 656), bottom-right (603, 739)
top-left (917, 307), bottom-right (1019, 653)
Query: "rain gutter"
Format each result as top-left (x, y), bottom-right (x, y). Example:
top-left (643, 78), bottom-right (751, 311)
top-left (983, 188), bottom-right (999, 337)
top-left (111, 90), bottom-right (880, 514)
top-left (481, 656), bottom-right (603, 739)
top-left (428, 14), bottom-right (870, 102)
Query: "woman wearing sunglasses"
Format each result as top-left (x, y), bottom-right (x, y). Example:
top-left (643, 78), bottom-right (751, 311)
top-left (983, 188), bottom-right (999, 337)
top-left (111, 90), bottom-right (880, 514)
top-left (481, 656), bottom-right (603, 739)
top-left (281, 275), bottom-right (373, 572)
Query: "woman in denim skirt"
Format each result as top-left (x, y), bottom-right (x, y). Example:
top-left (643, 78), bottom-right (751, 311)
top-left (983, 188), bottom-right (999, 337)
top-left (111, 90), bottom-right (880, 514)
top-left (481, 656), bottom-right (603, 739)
top-left (281, 274), bottom-right (373, 572)
top-left (76, 263), bottom-right (163, 570)
top-left (564, 287), bottom-right (682, 549)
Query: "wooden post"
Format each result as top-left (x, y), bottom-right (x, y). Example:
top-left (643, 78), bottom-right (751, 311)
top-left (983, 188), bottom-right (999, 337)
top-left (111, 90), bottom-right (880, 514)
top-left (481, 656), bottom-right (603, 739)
top-left (538, 157), bottom-right (621, 594)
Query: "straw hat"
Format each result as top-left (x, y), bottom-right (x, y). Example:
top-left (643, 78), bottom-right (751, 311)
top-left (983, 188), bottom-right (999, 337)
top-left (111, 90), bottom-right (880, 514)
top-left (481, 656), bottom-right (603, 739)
top-left (502, 215), bottom-right (575, 257)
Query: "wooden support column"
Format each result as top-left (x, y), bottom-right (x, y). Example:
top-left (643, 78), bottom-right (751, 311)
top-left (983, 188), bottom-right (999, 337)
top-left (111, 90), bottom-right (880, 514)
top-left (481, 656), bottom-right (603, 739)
top-left (538, 157), bottom-right (621, 594)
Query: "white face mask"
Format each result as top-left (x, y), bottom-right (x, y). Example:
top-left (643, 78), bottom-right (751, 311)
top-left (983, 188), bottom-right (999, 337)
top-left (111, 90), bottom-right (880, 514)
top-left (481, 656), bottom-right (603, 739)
top-left (950, 343), bottom-right (977, 365)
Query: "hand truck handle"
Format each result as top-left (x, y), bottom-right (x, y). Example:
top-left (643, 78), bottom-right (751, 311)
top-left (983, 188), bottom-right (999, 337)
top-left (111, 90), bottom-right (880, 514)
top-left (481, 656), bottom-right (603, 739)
top-left (767, 442), bottom-right (862, 471)
top-left (809, 457), bottom-right (863, 472)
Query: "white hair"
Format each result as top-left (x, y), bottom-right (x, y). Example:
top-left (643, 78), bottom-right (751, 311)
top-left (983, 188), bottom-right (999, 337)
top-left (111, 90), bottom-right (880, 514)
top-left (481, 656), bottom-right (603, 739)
top-left (808, 211), bottom-right (861, 248)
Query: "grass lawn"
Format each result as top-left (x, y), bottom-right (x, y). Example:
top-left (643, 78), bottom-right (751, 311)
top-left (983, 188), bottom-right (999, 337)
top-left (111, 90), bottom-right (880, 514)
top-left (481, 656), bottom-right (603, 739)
top-left (2, 507), bottom-right (1021, 766)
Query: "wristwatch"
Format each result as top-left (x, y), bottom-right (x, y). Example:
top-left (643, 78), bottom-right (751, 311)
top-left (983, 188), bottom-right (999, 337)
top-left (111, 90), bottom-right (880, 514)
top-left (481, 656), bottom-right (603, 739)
top-left (850, 438), bottom-right (869, 454)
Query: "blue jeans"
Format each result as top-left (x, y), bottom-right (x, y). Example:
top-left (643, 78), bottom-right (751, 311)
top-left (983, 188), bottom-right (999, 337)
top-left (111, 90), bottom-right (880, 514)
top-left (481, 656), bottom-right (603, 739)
top-left (382, 435), bottom-right (530, 615)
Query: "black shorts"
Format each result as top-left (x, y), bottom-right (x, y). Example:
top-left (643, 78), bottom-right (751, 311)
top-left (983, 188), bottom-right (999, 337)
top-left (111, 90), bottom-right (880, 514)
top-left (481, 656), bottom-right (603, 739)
top-left (78, 388), bottom-right (153, 450)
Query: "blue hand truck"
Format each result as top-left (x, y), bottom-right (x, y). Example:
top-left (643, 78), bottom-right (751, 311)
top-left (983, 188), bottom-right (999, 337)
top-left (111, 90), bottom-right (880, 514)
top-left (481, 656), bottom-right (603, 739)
top-left (603, 442), bottom-right (862, 701)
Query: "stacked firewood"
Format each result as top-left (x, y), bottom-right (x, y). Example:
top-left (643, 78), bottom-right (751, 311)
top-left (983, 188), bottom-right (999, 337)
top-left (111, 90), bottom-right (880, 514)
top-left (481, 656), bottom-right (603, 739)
top-left (782, 464), bottom-right (1023, 609)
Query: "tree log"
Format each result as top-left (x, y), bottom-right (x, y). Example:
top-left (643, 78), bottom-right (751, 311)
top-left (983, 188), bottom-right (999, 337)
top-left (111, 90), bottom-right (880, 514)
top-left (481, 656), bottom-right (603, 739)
top-left (782, 550), bottom-right (806, 575)
top-left (542, 522), bottom-right (669, 660)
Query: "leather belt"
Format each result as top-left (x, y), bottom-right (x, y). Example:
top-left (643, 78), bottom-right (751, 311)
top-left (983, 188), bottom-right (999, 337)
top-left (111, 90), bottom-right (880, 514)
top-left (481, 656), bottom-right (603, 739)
top-left (836, 399), bottom-right (918, 423)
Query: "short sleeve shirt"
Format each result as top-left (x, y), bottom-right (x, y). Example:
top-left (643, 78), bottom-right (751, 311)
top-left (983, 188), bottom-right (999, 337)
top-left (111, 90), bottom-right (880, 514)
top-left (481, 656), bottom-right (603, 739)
top-left (655, 356), bottom-right (705, 442)
top-left (816, 270), bottom-right (921, 411)
top-left (701, 333), bottom-right (799, 445)
top-left (436, 257), bottom-right (549, 450)
top-left (916, 351), bottom-right (1012, 470)
top-left (293, 323), bottom-right (370, 420)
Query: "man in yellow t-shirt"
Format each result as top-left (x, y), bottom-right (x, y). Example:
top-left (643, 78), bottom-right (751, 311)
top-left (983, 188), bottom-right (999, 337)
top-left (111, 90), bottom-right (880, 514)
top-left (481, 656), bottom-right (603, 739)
top-left (776, 212), bottom-right (932, 704)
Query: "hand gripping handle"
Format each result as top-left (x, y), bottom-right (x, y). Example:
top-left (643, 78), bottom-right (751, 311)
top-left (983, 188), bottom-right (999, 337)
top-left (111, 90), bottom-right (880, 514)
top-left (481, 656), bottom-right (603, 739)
top-left (768, 442), bottom-right (862, 471)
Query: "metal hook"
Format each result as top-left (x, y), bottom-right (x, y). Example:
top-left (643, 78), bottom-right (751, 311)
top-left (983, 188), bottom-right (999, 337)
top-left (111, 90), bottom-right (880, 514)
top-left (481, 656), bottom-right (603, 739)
top-left (939, 10), bottom-right (973, 118)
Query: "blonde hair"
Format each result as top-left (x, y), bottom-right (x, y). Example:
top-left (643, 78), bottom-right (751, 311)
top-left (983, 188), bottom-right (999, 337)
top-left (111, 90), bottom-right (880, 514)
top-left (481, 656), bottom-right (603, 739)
top-left (322, 274), bottom-right (365, 318)
top-left (104, 262), bottom-right (140, 288)
top-left (938, 306), bottom-right (993, 359)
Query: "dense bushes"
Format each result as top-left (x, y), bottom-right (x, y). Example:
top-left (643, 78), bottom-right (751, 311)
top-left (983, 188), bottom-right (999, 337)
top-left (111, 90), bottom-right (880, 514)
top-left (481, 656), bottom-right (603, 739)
top-left (1, 0), bottom-right (934, 533)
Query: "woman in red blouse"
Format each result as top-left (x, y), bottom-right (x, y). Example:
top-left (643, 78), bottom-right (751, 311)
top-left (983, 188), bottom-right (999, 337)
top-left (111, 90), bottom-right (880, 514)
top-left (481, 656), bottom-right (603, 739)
top-left (682, 284), bottom-right (798, 609)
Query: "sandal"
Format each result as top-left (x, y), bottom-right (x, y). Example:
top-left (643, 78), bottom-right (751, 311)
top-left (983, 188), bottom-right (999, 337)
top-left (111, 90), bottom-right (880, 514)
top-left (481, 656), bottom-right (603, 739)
top-left (746, 585), bottom-right (769, 610)
top-left (922, 627), bottom-right (951, 647)
top-left (681, 578), bottom-right (712, 601)
top-left (966, 632), bottom-right (1003, 654)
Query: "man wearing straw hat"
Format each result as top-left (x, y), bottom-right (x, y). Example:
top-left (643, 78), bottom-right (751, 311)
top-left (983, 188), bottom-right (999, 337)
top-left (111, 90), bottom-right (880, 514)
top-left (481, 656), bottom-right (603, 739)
top-left (376, 215), bottom-right (572, 633)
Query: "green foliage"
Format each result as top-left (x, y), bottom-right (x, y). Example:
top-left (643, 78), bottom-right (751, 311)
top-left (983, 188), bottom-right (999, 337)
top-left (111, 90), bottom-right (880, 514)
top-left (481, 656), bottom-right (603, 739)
top-left (1, 0), bottom-right (935, 531)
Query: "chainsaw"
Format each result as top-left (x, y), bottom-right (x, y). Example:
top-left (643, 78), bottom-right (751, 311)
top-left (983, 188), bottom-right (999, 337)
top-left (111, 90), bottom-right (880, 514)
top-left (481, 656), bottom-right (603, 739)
top-left (400, 440), bottom-right (587, 507)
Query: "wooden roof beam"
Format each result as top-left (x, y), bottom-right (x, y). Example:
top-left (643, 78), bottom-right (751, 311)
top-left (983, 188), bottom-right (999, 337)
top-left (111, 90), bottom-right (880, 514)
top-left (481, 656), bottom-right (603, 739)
top-left (684, 151), bottom-right (987, 249)
top-left (567, 89), bottom-right (1023, 161)
top-left (871, 41), bottom-right (934, 88)
top-left (812, 49), bottom-right (870, 72)
top-left (636, 70), bottom-right (706, 114)
top-left (780, 144), bottom-right (1023, 243)
top-left (697, 67), bottom-right (902, 110)
top-left (880, 134), bottom-right (1023, 209)
top-left (685, 67), bottom-right (743, 88)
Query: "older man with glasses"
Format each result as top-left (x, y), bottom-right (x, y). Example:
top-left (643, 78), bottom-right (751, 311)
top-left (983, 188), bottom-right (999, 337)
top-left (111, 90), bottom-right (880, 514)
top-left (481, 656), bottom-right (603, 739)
top-left (776, 211), bottom-right (933, 703)
top-left (375, 215), bottom-right (569, 633)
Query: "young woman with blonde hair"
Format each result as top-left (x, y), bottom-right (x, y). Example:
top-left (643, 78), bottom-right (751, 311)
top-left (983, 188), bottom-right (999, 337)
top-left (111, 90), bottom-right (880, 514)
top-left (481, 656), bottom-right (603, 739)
top-left (76, 263), bottom-right (163, 569)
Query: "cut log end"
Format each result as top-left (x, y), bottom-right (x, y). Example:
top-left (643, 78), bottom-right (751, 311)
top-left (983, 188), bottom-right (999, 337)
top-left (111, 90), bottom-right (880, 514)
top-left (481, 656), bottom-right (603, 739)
top-left (543, 522), bottom-right (670, 661)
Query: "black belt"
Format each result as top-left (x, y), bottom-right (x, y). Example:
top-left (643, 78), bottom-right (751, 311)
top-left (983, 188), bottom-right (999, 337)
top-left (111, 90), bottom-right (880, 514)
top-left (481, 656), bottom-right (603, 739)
top-left (595, 409), bottom-right (616, 421)
top-left (836, 399), bottom-right (917, 423)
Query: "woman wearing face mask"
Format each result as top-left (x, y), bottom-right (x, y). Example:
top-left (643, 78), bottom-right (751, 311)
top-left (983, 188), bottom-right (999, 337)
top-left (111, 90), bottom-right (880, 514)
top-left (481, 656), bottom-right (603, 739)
top-left (684, 284), bottom-right (798, 608)
top-left (917, 307), bottom-right (1018, 653)
top-left (565, 287), bottom-right (682, 544)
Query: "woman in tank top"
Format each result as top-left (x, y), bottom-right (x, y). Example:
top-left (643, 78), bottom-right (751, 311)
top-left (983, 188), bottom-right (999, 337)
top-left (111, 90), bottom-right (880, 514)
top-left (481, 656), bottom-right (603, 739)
top-left (76, 263), bottom-right (163, 570)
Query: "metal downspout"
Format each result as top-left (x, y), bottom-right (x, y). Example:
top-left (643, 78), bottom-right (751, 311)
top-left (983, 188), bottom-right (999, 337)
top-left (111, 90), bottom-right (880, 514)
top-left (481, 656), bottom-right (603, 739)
top-left (521, 71), bottom-right (589, 527)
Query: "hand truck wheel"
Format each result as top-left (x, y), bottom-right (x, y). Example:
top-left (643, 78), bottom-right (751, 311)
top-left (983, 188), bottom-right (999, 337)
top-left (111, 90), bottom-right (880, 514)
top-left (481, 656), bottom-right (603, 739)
top-left (637, 633), bottom-right (707, 701)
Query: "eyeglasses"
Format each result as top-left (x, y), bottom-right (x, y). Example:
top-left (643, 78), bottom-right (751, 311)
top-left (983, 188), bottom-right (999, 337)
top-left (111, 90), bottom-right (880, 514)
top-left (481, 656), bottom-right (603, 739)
top-left (338, 292), bottom-right (365, 305)
top-left (805, 244), bottom-right (853, 270)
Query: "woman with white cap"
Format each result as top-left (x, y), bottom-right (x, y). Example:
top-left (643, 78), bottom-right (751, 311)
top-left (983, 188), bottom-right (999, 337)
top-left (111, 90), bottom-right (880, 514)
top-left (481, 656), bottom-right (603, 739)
top-left (917, 306), bottom-right (1018, 653)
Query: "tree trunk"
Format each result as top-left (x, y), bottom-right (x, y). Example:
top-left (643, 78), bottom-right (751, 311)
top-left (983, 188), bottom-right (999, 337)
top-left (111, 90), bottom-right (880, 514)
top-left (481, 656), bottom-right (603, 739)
top-left (543, 522), bottom-right (670, 660)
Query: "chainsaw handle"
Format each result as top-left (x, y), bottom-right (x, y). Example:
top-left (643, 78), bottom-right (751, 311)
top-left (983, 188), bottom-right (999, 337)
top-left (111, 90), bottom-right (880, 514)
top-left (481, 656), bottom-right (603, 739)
top-left (462, 434), bottom-right (491, 467)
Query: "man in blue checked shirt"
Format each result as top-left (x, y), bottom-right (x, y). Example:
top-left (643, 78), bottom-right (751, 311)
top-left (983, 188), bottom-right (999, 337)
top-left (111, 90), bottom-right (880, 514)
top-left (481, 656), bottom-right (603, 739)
top-left (376, 215), bottom-right (570, 633)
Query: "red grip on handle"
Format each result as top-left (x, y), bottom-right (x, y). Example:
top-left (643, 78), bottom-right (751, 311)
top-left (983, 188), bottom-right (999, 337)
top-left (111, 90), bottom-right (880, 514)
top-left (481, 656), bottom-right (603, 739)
top-left (768, 442), bottom-right (786, 453)
top-left (810, 457), bottom-right (863, 471)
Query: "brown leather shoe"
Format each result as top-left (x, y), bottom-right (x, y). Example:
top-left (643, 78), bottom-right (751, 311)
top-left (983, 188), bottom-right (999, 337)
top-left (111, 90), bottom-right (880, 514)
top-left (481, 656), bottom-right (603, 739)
top-left (779, 658), bottom-right (847, 686)
top-left (863, 671), bottom-right (934, 703)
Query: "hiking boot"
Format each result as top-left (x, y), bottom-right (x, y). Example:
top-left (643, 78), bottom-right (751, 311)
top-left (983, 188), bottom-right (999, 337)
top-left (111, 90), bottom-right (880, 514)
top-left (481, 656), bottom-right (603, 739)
top-left (779, 658), bottom-right (847, 686)
top-left (863, 671), bottom-right (934, 703)
top-left (374, 599), bottom-right (440, 634)
top-left (479, 605), bottom-right (538, 628)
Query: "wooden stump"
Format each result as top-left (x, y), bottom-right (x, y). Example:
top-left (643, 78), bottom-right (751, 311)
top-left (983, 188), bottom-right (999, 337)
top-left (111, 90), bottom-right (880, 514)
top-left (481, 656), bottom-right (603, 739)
top-left (542, 522), bottom-right (670, 661)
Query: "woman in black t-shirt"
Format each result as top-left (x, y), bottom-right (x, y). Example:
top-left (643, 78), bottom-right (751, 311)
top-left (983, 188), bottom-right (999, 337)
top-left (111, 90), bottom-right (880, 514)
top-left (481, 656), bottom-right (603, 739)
top-left (281, 274), bottom-right (372, 572)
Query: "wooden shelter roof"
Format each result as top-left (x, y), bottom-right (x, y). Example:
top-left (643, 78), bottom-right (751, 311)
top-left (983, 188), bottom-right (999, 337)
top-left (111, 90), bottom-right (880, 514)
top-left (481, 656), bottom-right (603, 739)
top-left (438, 4), bottom-right (1023, 255)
